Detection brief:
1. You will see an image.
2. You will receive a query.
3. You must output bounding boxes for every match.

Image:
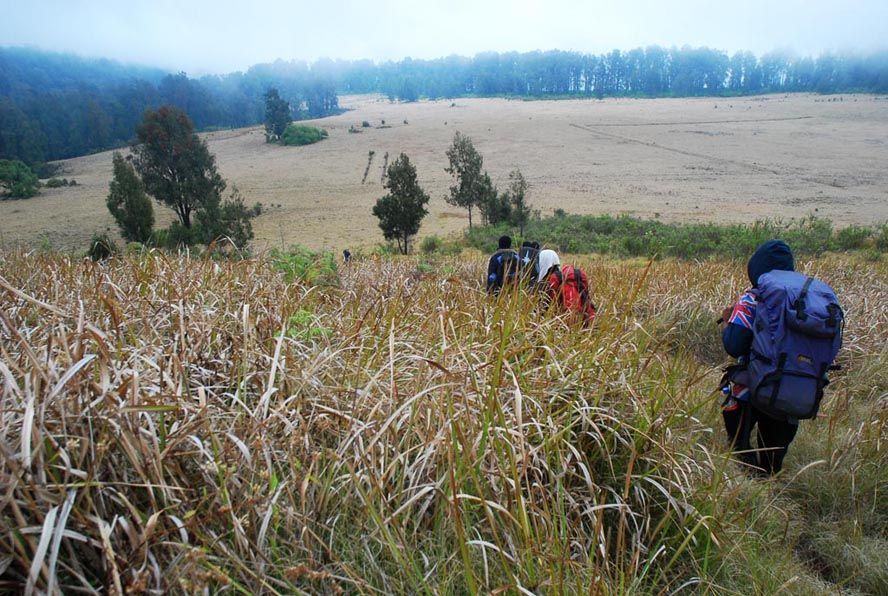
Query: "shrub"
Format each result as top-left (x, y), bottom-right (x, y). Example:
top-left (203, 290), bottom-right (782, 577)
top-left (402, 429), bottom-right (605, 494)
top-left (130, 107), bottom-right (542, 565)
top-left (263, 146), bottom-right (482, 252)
top-left (835, 224), bottom-right (871, 250)
top-left (125, 241), bottom-right (146, 256)
top-left (0, 159), bottom-right (39, 198)
top-left (876, 224), bottom-right (888, 251)
top-left (107, 152), bottom-right (154, 243)
top-left (463, 214), bottom-right (884, 259)
top-left (87, 232), bottom-right (117, 261)
top-left (154, 222), bottom-right (200, 249)
top-left (280, 124), bottom-right (328, 146)
top-left (362, 121), bottom-right (371, 128)
top-left (271, 245), bottom-right (339, 286)
top-left (196, 186), bottom-right (256, 250)
top-left (420, 235), bottom-right (442, 254)
top-left (45, 177), bottom-right (68, 188)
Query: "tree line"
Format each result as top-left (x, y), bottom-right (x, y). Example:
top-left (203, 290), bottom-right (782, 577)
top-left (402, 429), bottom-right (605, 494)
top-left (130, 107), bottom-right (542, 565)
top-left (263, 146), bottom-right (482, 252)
top-left (353, 48), bottom-right (888, 101)
top-left (0, 47), bottom-right (340, 167)
top-left (3, 46), bottom-right (888, 166)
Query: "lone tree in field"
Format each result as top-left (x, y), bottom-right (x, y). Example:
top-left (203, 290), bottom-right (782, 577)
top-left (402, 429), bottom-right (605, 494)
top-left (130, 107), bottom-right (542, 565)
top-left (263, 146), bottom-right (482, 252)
top-left (106, 152), bottom-right (154, 243)
top-left (372, 153), bottom-right (429, 254)
top-left (132, 106), bottom-right (225, 229)
top-left (444, 132), bottom-right (485, 229)
top-left (263, 88), bottom-right (290, 142)
top-left (505, 169), bottom-right (531, 235)
top-left (0, 159), bottom-right (38, 198)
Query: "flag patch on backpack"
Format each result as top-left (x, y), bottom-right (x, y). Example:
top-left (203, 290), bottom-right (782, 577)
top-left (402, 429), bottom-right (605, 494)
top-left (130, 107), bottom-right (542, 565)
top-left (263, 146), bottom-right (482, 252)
top-left (747, 270), bottom-right (843, 420)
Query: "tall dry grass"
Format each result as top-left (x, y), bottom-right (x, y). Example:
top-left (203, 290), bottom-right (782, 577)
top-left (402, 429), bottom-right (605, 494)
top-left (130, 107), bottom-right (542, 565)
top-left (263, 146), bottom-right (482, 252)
top-left (0, 250), bottom-right (885, 593)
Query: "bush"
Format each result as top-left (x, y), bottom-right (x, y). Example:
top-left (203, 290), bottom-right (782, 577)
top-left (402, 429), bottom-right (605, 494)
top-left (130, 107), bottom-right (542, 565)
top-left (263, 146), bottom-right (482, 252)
top-left (270, 245), bottom-right (339, 286)
top-left (362, 121), bottom-right (371, 128)
top-left (835, 224), bottom-right (871, 250)
top-left (420, 235), bottom-right (442, 254)
top-left (876, 224), bottom-right (888, 251)
top-left (125, 241), bottom-right (147, 256)
top-left (154, 222), bottom-right (200, 249)
top-left (45, 177), bottom-right (68, 188)
top-left (196, 186), bottom-right (256, 250)
top-left (88, 232), bottom-right (117, 261)
top-left (0, 159), bottom-right (39, 198)
top-left (281, 125), bottom-right (328, 146)
top-left (463, 214), bottom-right (886, 259)
top-left (107, 152), bottom-right (154, 243)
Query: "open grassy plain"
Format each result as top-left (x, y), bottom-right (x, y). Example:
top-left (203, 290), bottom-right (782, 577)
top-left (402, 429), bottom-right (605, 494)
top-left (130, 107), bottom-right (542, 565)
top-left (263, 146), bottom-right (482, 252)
top-left (2, 93), bottom-right (888, 251)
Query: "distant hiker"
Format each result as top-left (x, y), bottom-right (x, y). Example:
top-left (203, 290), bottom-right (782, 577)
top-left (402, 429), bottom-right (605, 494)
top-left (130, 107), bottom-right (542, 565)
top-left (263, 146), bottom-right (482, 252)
top-left (486, 235), bottom-right (519, 294)
top-left (518, 240), bottom-right (540, 286)
top-left (719, 240), bottom-right (843, 475)
top-left (343, 249), bottom-right (351, 263)
top-left (537, 249), bottom-right (597, 325)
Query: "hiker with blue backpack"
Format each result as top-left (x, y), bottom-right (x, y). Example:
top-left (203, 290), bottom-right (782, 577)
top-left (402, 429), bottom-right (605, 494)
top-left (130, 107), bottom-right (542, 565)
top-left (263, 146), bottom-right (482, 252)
top-left (719, 240), bottom-right (843, 475)
top-left (518, 241), bottom-right (541, 286)
top-left (486, 235), bottom-right (520, 294)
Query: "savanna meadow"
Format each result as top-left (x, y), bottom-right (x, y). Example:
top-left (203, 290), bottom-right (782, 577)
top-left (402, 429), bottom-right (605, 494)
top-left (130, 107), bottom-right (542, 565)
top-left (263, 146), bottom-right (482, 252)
top-left (2, 29), bottom-right (888, 595)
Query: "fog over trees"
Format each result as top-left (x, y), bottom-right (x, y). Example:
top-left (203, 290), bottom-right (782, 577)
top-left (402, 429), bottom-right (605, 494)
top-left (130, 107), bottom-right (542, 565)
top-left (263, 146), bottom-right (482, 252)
top-left (2, 45), bottom-right (887, 165)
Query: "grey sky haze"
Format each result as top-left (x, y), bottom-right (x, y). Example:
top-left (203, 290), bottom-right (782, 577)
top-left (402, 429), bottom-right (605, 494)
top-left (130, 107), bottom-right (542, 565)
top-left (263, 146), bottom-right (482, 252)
top-left (1, 0), bottom-right (886, 74)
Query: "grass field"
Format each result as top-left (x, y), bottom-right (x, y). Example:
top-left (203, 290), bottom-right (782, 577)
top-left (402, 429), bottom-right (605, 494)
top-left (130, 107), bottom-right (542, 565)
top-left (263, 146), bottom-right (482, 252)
top-left (2, 93), bottom-right (888, 252)
top-left (1, 248), bottom-right (885, 593)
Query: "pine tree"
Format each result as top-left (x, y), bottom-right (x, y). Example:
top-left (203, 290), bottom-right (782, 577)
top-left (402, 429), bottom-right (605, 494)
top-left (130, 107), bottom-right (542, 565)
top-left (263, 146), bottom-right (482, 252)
top-left (106, 152), bottom-right (154, 243)
top-left (372, 154), bottom-right (429, 254)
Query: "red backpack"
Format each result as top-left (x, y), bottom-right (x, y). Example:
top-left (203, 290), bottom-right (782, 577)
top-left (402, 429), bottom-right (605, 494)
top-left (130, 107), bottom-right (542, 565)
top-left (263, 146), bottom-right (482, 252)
top-left (551, 265), bottom-right (597, 323)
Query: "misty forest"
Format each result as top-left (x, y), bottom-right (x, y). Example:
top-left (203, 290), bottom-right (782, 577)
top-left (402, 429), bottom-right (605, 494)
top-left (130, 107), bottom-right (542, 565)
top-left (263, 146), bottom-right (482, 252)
top-left (2, 45), bottom-right (888, 165)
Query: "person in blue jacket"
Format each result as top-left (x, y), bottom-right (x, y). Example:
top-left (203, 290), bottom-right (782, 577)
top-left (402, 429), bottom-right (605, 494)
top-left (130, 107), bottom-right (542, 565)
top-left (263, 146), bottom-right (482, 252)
top-left (720, 240), bottom-right (799, 475)
top-left (486, 235), bottom-right (519, 294)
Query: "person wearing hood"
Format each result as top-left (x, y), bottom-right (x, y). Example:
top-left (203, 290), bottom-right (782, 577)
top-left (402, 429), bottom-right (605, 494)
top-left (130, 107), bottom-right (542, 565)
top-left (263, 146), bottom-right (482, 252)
top-left (720, 240), bottom-right (798, 475)
top-left (538, 249), bottom-right (596, 325)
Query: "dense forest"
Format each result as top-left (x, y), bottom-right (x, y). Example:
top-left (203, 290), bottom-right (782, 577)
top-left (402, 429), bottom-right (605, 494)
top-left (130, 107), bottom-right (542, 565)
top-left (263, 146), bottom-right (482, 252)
top-left (2, 46), bottom-right (887, 166)
top-left (0, 47), bottom-right (340, 166)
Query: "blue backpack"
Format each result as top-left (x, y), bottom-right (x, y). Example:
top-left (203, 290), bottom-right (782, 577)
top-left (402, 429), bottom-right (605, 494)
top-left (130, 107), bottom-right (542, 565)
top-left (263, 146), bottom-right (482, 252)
top-left (518, 245), bottom-right (539, 285)
top-left (747, 270), bottom-right (843, 420)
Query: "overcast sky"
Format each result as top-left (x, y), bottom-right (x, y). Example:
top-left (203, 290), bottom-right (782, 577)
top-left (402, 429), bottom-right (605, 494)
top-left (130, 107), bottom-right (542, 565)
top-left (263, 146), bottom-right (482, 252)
top-left (2, 0), bottom-right (887, 74)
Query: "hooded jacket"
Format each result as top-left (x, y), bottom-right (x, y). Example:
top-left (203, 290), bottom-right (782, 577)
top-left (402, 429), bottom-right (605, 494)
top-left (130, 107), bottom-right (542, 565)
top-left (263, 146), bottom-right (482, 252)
top-left (723, 240), bottom-right (795, 357)
top-left (536, 249), bottom-right (561, 282)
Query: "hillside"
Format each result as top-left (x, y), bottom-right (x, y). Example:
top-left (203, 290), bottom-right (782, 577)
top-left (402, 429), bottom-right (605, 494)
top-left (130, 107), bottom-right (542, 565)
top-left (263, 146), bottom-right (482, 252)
top-left (2, 93), bottom-right (888, 252)
top-left (0, 249), bottom-right (885, 592)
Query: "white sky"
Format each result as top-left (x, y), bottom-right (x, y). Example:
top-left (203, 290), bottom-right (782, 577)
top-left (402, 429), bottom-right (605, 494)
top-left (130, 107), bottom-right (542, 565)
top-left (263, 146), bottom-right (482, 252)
top-left (1, 0), bottom-right (887, 75)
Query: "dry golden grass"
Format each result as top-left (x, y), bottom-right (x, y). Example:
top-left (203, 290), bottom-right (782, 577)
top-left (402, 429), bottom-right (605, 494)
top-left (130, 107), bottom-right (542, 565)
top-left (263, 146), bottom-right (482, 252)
top-left (3, 93), bottom-right (888, 252)
top-left (1, 249), bottom-right (885, 593)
